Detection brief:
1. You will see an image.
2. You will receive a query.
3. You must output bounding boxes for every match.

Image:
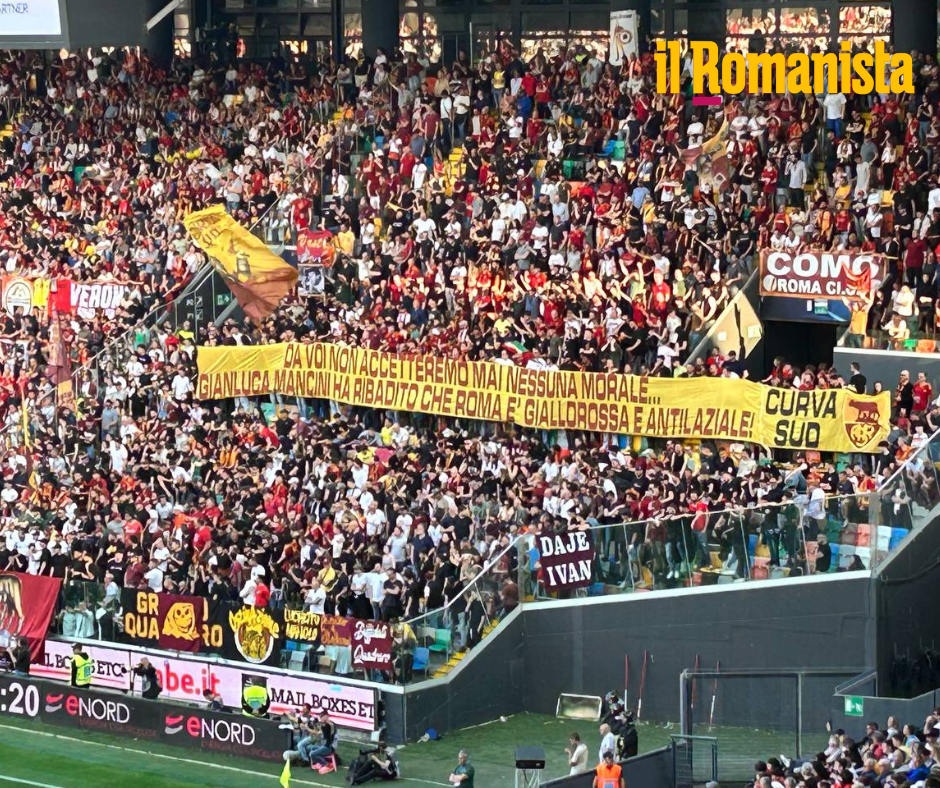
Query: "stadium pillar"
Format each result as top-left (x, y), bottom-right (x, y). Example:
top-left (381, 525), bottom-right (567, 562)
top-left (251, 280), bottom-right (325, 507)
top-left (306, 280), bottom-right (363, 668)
top-left (893, 0), bottom-right (937, 57)
top-left (685, 0), bottom-right (724, 48)
top-left (144, 0), bottom-right (175, 65)
top-left (361, 0), bottom-right (399, 59)
top-left (610, 0), bottom-right (650, 53)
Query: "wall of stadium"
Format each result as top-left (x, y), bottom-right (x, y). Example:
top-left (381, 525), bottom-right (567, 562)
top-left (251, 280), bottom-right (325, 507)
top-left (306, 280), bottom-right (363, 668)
top-left (395, 574), bottom-right (872, 741)
top-left (874, 511), bottom-right (940, 698)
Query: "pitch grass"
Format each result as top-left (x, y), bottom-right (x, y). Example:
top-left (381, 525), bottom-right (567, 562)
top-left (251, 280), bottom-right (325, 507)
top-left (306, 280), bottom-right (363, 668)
top-left (0, 713), bottom-right (822, 787)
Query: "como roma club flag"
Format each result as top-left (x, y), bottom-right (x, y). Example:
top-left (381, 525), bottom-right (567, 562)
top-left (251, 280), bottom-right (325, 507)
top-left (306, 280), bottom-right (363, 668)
top-left (184, 205), bottom-right (298, 322)
top-left (0, 572), bottom-right (61, 660)
top-left (538, 531), bottom-right (595, 591)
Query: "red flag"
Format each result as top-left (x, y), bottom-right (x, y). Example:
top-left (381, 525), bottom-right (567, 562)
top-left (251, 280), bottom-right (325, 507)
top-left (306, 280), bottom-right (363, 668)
top-left (157, 594), bottom-right (206, 652)
top-left (350, 620), bottom-right (393, 671)
top-left (0, 572), bottom-right (61, 661)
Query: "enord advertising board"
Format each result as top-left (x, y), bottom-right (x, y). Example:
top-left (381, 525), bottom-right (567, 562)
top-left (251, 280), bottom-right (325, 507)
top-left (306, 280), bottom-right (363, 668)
top-left (34, 639), bottom-right (378, 731)
top-left (0, 673), bottom-right (289, 762)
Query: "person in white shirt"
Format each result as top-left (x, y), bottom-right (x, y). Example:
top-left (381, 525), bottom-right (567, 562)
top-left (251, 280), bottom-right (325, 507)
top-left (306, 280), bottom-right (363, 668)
top-left (598, 724), bottom-right (617, 764)
top-left (823, 92), bottom-right (846, 137)
top-left (144, 560), bottom-right (164, 592)
top-left (566, 733), bottom-right (589, 775)
top-left (305, 579), bottom-right (327, 614)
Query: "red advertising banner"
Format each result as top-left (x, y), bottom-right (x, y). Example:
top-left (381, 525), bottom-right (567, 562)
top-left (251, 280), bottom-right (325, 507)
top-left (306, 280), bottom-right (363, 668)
top-left (0, 572), bottom-right (61, 660)
top-left (296, 229), bottom-right (335, 267)
top-left (350, 620), bottom-right (393, 672)
top-left (537, 531), bottom-right (595, 591)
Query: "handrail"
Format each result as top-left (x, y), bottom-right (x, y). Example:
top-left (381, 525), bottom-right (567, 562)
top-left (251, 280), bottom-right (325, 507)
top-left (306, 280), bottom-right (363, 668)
top-left (402, 534), bottom-right (524, 627)
top-left (877, 426), bottom-right (940, 492)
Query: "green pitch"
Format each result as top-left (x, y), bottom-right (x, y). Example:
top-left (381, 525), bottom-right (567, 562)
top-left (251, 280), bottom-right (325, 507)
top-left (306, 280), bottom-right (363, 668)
top-left (0, 713), bottom-right (818, 787)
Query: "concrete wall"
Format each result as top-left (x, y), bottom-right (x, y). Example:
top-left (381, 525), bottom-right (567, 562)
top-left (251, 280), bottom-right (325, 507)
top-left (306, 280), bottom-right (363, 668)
top-left (388, 574), bottom-right (874, 743)
top-left (521, 575), bottom-right (872, 730)
top-left (874, 515), bottom-right (940, 697)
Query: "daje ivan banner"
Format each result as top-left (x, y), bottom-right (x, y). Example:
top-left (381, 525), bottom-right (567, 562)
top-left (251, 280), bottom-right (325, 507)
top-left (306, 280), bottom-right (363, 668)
top-left (195, 342), bottom-right (891, 453)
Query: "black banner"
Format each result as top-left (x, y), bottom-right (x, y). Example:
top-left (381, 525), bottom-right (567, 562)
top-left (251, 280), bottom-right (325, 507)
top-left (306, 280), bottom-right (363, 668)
top-left (215, 602), bottom-right (285, 667)
top-left (0, 674), bottom-right (289, 762)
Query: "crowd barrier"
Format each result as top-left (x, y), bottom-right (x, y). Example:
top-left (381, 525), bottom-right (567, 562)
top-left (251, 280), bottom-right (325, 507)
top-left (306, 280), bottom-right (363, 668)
top-left (0, 673), bottom-right (290, 762)
top-left (35, 637), bottom-right (379, 732)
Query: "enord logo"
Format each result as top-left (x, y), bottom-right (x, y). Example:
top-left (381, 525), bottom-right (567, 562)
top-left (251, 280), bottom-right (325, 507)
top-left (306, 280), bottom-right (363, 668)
top-left (44, 692), bottom-right (64, 713)
top-left (655, 40), bottom-right (913, 97)
top-left (165, 714), bottom-right (185, 735)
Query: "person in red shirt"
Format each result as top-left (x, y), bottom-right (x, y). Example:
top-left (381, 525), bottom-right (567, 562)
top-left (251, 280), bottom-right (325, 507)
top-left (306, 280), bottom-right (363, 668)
top-left (912, 372), bottom-right (933, 412)
top-left (254, 578), bottom-right (271, 608)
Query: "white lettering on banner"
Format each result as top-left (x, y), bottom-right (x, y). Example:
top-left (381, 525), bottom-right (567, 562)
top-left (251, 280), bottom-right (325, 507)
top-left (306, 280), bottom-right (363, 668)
top-left (352, 620), bottom-right (389, 644)
top-left (191, 717), bottom-right (257, 746)
top-left (760, 250), bottom-right (883, 301)
top-left (544, 560), bottom-right (593, 586)
top-left (39, 640), bottom-right (378, 731)
top-left (537, 530), bottom-right (595, 592)
top-left (353, 645), bottom-right (391, 666)
top-left (539, 531), bottom-right (591, 558)
top-left (70, 282), bottom-right (127, 319)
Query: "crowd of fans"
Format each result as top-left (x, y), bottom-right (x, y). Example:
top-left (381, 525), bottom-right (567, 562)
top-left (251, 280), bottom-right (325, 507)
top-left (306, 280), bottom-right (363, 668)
top-left (752, 711), bottom-right (940, 788)
top-left (0, 41), bottom-right (938, 670)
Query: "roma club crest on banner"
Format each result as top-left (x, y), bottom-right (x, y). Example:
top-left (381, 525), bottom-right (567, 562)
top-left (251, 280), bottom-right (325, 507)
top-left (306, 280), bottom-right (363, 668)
top-left (228, 605), bottom-right (282, 665)
top-left (843, 397), bottom-right (885, 450)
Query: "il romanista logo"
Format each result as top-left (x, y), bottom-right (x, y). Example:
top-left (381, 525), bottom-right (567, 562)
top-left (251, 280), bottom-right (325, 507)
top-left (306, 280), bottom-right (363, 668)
top-left (844, 398), bottom-right (883, 450)
top-left (229, 606), bottom-right (280, 664)
top-left (655, 40), bottom-right (913, 97)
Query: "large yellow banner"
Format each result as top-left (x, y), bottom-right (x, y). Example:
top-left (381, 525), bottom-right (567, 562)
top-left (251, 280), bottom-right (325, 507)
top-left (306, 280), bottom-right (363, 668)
top-left (196, 343), bottom-right (891, 453)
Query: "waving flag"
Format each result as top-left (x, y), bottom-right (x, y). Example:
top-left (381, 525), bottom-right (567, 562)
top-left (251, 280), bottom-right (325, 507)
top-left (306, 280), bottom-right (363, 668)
top-left (184, 205), bottom-right (298, 322)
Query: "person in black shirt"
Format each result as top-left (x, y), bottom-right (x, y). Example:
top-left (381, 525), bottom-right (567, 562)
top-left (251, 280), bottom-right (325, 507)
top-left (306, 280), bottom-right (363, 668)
top-left (7, 636), bottom-right (30, 676)
top-left (132, 657), bottom-right (162, 700)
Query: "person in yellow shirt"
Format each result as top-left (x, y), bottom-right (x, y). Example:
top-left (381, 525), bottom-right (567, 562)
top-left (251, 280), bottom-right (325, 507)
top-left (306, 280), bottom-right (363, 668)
top-left (334, 222), bottom-right (355, 257)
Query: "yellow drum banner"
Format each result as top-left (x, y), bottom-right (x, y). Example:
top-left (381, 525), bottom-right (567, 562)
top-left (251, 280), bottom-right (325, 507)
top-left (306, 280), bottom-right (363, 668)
top-left (196, 343), bottom-right (891, 453)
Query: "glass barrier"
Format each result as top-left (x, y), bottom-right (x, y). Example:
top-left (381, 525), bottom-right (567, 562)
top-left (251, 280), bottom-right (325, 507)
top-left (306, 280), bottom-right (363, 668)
top-left (531, 492), bottom-right (913, 603)
top-left (50, 471), bottom-right (933, 687)
top-left (397, 537), bottom-right (526, 685)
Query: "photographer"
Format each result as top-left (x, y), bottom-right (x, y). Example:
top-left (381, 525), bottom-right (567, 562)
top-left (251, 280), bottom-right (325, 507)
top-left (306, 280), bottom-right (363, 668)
top-left (347, 742), bottom-right (400, 784)
top-left (132, 657), bottom-right (162, 699)
top-left (6, 636), bottom-right (30, 677)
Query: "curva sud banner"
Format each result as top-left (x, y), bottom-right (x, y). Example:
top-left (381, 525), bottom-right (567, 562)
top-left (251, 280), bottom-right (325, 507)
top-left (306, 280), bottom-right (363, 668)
top-left (537, 531), bottom-right (595, 591)
top-left (0, 572), bottom-right (61, 661)
top-left (0, 673), bottom-right (289, 762)
top-left (195, 342), bottom-right (892, 453)
top-left (34, 638), bottom-right (378, 731)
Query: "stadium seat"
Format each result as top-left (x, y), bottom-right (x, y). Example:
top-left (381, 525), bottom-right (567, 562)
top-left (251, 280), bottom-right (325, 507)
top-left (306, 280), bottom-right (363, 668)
top-left (855, 547), bottom-right (871, 567)
top-left (613, 140), bottom-right (626, 160)
top-left (828, 543), bottom-right (840, 571)
top-left (417, 626), bottom-right (437, 646)
top-left (875, 526), bottom-right (892, 551)
top-left (429, 628), bottom-right (452, 656)
top-left (856, 525), bottom-right (871, 547)
top-left (413, 647), bottom-right (430, 676)
top-left (889, 528), bottom-right (908, 550)
top-left (916, 339), bottom-right (936, 353)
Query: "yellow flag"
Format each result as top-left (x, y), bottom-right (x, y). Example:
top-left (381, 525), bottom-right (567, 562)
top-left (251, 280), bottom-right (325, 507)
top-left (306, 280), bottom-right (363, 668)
top-left (184, 205), bottom-right (298, 322)
top-left (21, 397), bottom-right (30, 449)
top-left (279, 759), bottom-right (291, 788)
